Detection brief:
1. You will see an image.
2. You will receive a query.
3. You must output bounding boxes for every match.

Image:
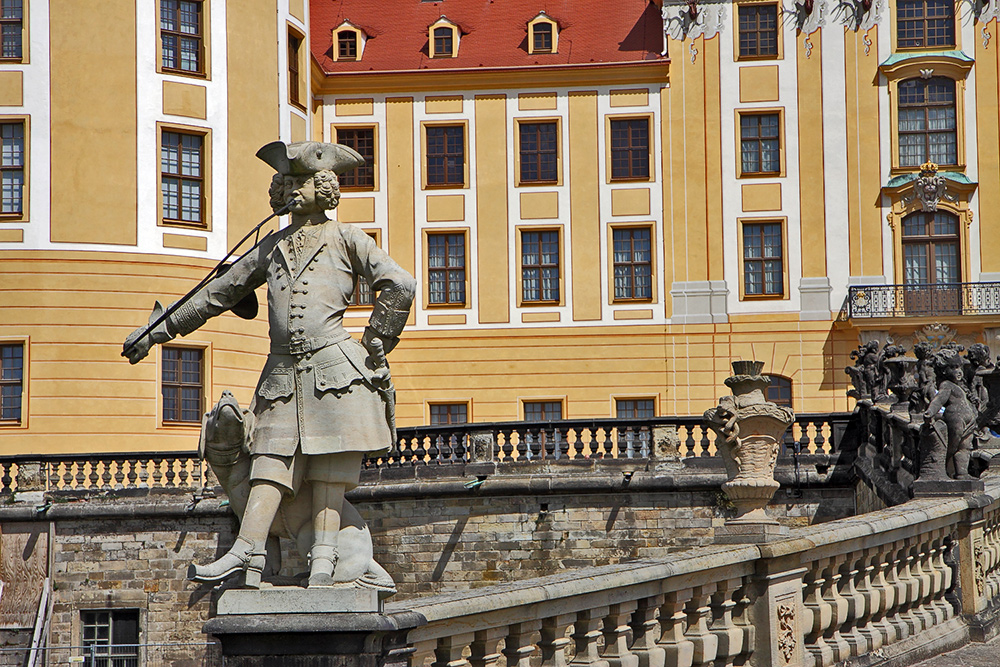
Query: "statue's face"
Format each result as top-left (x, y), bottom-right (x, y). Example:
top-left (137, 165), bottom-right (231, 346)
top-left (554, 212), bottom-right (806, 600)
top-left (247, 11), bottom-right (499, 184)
top-left (282, 174), bottom-right (321, 215)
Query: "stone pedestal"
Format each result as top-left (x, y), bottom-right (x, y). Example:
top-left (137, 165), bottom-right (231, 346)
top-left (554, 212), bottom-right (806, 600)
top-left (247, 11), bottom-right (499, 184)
top-left (205, 587), bottom-right (424, 667)
top-left (713, 522), bottom-right (789, 545)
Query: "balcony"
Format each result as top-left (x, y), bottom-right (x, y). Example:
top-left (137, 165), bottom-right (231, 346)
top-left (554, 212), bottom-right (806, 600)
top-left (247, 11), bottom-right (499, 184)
top-left (845, 281), bottom-right (1000, 319)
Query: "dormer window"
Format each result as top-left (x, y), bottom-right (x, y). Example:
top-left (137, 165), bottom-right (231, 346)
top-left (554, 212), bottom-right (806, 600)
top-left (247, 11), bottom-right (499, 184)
top-left (332, 22), bottom-right (365, 62)
top-left (434, 27), bottom-right (453, 56)
top-left (338, 30), bottom-right (357, 60)
top-left (429, 18), bottom-right (459, 58)
top-left (527, 13), bottom-right (559, 55)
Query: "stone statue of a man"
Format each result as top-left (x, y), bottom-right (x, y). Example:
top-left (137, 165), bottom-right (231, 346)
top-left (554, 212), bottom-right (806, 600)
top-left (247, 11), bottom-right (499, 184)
top-left (124, 141), bottom-right (416, 589)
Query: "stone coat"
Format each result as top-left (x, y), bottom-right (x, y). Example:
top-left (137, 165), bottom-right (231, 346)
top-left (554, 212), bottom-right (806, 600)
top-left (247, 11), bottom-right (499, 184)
top-left (172, 220), bottom-right (415, 457)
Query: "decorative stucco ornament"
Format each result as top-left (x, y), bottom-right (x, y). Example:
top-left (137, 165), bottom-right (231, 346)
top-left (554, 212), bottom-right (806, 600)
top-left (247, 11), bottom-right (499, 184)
top-left (704, 361), bottom-right (794, 525)
top-left (777, 602), bottom-right (797, 662)
top-left (915, 161), bottom-right (950, 212)
top-left (661, 0), bottom-right (727, 44)
top-left (969, 0), bottom-right (1000, 27)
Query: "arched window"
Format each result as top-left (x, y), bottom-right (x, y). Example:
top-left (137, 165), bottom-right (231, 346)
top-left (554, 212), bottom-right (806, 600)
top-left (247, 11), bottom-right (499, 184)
top-left (897, 0), bottom-right (955, 49)
top-left (766, 376), bottom-right (792, 408)
top-left (898, 77), bottom-right (957, 167)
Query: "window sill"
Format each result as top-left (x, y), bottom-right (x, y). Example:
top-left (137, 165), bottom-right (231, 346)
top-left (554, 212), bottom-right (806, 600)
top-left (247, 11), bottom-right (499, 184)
top-left (340, 185), bottom-right (377, 193)
top-left (426, 302), bottom-right (468, 309)
top-left (735, 54), bottom-right (781, 62)
top-left (424, 183), bottom-right (467, 190)
top-left (161, 68), bottom-right (208, 79)
top-left (609, 176), bottom-right (653, 184)
top-left (737, 171), bottom-right (783, 179)
top-left (741, 293), bottom-right (786, 301)
top-left (161, 219), bottom-right (209, 230)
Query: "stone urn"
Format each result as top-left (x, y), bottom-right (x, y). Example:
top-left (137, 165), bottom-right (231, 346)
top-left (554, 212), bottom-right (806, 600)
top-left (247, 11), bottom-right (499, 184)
top-left (704, 360), bottom-right (795, 525)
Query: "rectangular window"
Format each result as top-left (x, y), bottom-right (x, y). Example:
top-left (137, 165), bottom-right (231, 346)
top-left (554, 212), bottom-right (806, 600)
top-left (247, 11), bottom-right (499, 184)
top-left (742, 221), bottom-right (784, 297)
top-left (0, 343), bottom-right (23, 423)
top-left (519, 122), bottom-right (558, 183)
top-left (897, 0), bottom-right (955, 49)
top-left (0, 0), bottom-right (23, 61)
top-left (430, 403), bottom-right (468, 425)
top-left (738, 4), bottom-right (779, 58)
top-left (426, 125), bottom-right (465, 187)
top-left (336, 127), bottom-right (375, 189)
top-left (338, 30), bottom-right (358, 60)
top-left (162, 347), bottom-right (203, 423)
top-left (161, 130), bottom-right (204, 226)
top-left (740, 113), bottom-right (781, 175)
top-left (610, 118), bottom-right (650, 181)
top-left (160, 0), bottom-right (203, 74)
top-left (0, 121), bottom-right (24, 215)
top-left (288, 31), bottom-right (302, 108)
top-left (898, 77), bottom-right (957, 167)
top-left (616, 398), bottom-right (655, 419)
top-left (428, 232), bottom-right (466, 305)
top-left (612, 227), bottom-right (652, 301)
top-left (81, 610), bottom-right (140, 667)
top-left (521, 230), bottom-right (560, 303)
top-left (524, 400), bottom-right (562, 421)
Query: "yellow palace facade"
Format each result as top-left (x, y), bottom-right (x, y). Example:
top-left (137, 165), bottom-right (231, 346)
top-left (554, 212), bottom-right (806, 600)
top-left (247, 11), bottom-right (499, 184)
top-left (1, 0), bottom-right (998, 454)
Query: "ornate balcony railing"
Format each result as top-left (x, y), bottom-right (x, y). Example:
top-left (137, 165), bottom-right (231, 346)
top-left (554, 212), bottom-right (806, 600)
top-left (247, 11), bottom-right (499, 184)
top-left (846, 281), bottom-right (1000, 319)
top-left (0, 413), bottom-right (852, 494)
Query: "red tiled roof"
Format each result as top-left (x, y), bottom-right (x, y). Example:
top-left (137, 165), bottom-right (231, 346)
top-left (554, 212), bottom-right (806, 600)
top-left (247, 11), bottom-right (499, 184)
top-left (311, 0), bottom-right (665, 74)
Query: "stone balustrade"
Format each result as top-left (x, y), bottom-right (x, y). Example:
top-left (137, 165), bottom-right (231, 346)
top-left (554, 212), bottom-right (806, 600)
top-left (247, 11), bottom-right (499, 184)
top-left (386, 477), bottom-right (1000, 667)
top-left (0, 413), bottom-right (852, 495)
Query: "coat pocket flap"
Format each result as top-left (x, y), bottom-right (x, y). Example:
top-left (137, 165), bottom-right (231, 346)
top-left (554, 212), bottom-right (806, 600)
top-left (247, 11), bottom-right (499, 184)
top-left (258, 368), bottom-right (294, 400)
top-left (315, 358), bottom-right (363, 392)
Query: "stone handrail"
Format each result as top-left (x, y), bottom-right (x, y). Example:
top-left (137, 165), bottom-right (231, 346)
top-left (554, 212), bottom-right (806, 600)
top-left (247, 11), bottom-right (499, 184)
top-left (0, 413), bottom-right (853, 494)
top-left (386, 478), bottom-right (1000, 667)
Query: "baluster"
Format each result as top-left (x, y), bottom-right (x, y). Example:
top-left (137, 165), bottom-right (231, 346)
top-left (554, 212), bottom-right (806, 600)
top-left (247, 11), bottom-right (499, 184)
top-left (838, 555), bottom-right (866, 658)
top-left (546, 428), bottom-right (559, 460)
top-left (72, 461), bottom-right (86, 490)
top-left (432, 634), bottom-right (474, 667)
top-left (514, 428), bottom-right (528, 460)
top-left (854, 549), bottom-right (884, 654)
top-left (923, 538), bottom-right (946, 625)
top-left (539, 613), bottom-right (575, 667)
top-left (896, 547), bottom-right (923, 636)
top-left (454, 433), bottom-right (468, 463)
top-left (935, 536), bottom-right (956, 620)
top-left (601, 602), bottom-right (638, 667)
top-left (883, 546), bottom-right (910, 642)
top-left (869, 546), bottom-right (897, 648)
top-left (48, 462), bottom-right (62, 490)
top-left (680, 425), bottom-right (695, 458)
top-left (683, 585), bottom-right (718, 667)
top-left (629, 595), bottom-right (665, 667)
top-left (166, 458), bottom-right (180, 487)
top-left (409, 639), bottom-right (437, 667)
top-left (559, 428), bottom-right (573, 460)
top-left (569, 607), bottom-right (610, 667)
top-left (522, 430), bottom-right (535, 461)
top-left (657, 589), bottom-right (694, 667)
top-left (500, 429), bottom-right (514, 461)
top-left (802, 565), bottom-right (834, 667)
top-left (0, 462), bottom-right (11, 494)
top-left (135, 459), bottom-right (150, 488)
top-left (150, 458), bottom-right (165, 488)
top-left (113, 460), bottom-right (126, 489)
top-left (639, 427), bottom-right (650, 459)
top-left (821, 557), bottom-right (851, 662)
top-left (697, 426), bottom-right (712, 458)
top-left (813, 419), bottom-right (828, 455)
top-left (570, 427), bottom-right (585, 460)
top-left (504, 621), bottom-right (541, 667)
top-left (469, 628), bottom-right (505, 667)
top-left (731, 583), bottom-right (755, 664)
top-left (708, 579), bottom-right (744, 667)
top-left (909, 542), bottom-right (936, 630)
top-left (624, 428), bottom-right (635, 459)
top-left (423, 433), bottom-right (437, 463)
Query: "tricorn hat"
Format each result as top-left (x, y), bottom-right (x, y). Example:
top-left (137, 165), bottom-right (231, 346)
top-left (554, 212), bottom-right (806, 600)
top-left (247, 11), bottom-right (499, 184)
top-left (255, 140), bottom-right (365, 176)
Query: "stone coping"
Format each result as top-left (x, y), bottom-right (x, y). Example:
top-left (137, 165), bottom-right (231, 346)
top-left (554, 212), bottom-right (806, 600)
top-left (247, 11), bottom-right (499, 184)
top-left (387, 477), bottom-right (1000, 639)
